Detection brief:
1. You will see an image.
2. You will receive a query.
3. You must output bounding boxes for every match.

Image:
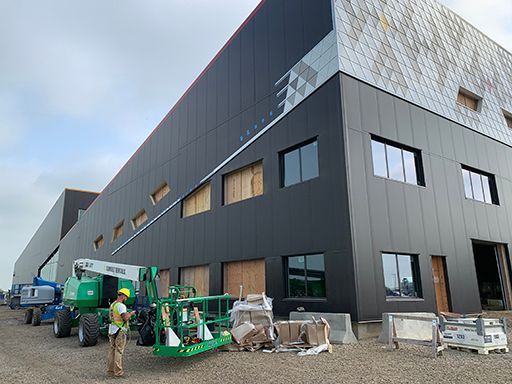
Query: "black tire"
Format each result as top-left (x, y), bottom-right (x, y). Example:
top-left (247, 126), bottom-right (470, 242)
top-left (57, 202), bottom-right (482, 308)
top-left (24, 308), bottom-right (33, 324)
top-left (54, 309), bottom-right (72, 338)
top-left (78, 313), bottom-right (100, 347)
top-left (32, 308), bottom-right (42, 326)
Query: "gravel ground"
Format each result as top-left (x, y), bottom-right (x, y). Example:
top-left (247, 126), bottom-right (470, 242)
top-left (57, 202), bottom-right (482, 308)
top-left (1, 306), bottom-right (511, 384)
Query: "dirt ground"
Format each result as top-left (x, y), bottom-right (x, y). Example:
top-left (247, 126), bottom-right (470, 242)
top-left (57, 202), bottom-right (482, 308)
top-left (1, 306), bottom-right (511, 384)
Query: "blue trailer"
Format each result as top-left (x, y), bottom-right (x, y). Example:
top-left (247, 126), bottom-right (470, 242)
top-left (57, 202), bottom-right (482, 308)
top-left (20, 277), bottom-right (66, 326)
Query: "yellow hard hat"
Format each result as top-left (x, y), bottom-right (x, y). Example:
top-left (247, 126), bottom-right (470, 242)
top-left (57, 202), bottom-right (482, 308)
top-left (118, 288), bottom-right (131, 298)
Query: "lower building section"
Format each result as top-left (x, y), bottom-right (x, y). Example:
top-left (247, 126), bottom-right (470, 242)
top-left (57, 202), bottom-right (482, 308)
top-left (342, 73), bottom-right (512, 321)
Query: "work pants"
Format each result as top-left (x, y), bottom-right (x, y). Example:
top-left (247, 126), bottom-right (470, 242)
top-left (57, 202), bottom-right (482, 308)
top-left (107, 331), bottom-right (127, 377)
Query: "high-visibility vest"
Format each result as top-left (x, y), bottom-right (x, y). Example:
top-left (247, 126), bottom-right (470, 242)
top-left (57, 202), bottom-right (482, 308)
top-left (109, 301), bottom-right (127, 331)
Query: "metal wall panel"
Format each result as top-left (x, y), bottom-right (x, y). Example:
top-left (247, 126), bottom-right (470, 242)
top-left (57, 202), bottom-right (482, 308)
top-left (342, 74), bottom-right (512, 320)
top-left (56, 1), bottom-right (352, 316)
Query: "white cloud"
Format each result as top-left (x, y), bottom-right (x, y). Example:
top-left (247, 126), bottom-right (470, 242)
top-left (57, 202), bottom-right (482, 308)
top-left (441, 0), bottom-right (512, 51)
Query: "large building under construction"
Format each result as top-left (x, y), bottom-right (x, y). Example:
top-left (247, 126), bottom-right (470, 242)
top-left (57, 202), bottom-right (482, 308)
top-left (13, 0), bottom-right (512, 325)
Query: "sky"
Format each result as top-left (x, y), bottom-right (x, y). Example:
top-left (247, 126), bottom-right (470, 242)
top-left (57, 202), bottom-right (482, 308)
top-left (0, 0), bottom-right (510, 291)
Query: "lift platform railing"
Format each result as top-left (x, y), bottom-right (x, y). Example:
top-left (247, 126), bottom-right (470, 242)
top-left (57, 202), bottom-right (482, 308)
top-left (153, 291), bottom-right (232, 357)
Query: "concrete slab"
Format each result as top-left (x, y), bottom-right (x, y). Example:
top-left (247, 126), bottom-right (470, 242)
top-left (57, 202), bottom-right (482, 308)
top-left (289, 312), bottom-right (358, 344)
top-left (378, 312), bottom-right (437, 344)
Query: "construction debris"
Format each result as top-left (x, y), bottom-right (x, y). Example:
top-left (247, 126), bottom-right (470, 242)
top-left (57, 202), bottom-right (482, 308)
top-left (274, 318), bottom-right (332, 355)
top-left (227, 293), bottom-right (331, 355)
top-left (229, 293), bottom-right (275, 351)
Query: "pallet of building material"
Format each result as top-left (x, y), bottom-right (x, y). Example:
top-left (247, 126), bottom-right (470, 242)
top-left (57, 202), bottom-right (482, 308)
top-left (440, 316), bottom-right (508, 355)
top-left (446, 345), bottom-right (509, 355)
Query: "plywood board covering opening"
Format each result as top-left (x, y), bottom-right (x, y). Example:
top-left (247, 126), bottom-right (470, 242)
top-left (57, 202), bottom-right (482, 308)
top-left (151, 182), bottom-right (170, 205)
top-left (223, 259), bottom-right (266, 297)
top-left (112, 220), bottom-right (124, 242)
top-left (183, 183), bottom-right (211, 217)
top-left (131, 209), bottom-right (148, 229)
top-left (224, 161), bottom-right (263, 205)
top-left (159, 269), bottom-right (170, 298)
top-left (180, 265), bottom-right (209, 296)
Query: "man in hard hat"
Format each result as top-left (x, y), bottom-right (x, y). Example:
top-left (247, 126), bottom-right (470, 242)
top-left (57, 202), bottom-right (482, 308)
top-left (107, 288), bottom-right (136, 377)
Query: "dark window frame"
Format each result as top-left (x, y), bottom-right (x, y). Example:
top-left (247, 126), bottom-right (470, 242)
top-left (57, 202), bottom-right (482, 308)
top-left (279, 137), bottom-right (319, 188)
top-left (285, 253), bottom-right (326, 298)
top-left (461, 165), bottom-right (499, 205)
top-left (382, 252), bottom-right (423, 299)
top-left (371, 135), bottom-right (425, 186)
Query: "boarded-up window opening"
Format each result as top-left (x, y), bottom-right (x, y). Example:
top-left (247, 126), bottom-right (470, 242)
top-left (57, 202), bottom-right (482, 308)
top-left (180, 265), bottom-right (209, 296)
top-left (131, 209), bottom-right (148, 229)
top-left (223, 259), bottom-right (266, 297)
top-left (112, 220), bottom-right (124, 242)
top-left (456, 88), bottom-right (480, 111)
top-left (183, 182), bottom-right (211, 218)
top-left (224, 161), bottom-right (263, 205)
top-left (93, 235), bottom-right (104, 251)
top-left (151, 182), bottom-right (170, 205)
top-left (159, 269), bottom-right (170, 298)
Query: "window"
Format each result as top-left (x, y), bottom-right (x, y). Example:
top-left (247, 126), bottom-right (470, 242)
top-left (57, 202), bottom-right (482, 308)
top-left (131, 209), bottom-right (148, 229)
top-left (461, 166), bottom-right (499, 205)
top-left (40, 249), bottom-right (59, 282)
top-left (183, 182), bottom-right (211, 217)
top-left (286, 254), bottom-right (326, 298)
top-left (382, 253), bottom-right (422, 298)
top-left (93, 235), bottom-right (104, 251)
top-left (223, 259), bottom-right (266, 297)
top-left (112, 220), bottom-right (124, 242)
top-left (371, 136), bottom-right (425, 186)
top-left (77, 209), bottom-right (86, 220)
top-left (224, 161), bottom-right (263, 205)
top-left (280, 139), bottom-right (319, 187)
top-left (151, 182), bottom-right (170, 205)
top-left (503, 110), bottom-right (512, 129)
top-left (456, 88), bottom-right (480, 112)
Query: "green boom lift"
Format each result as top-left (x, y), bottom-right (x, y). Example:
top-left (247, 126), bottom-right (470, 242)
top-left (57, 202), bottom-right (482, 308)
top-left (53, 259), bottom-right (232, 356)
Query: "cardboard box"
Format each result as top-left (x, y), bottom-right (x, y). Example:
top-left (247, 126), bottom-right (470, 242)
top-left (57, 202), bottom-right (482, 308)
top-left (304, 321), bottom-right (329, 346)
top-left (236, 310), bottom-right (273, 328)
top-left (275, 320), bottom-right (305, 345)
top-left (231, 322), bottom-right (257, 344)
top-left (246, 294), bottom-right (265, 305)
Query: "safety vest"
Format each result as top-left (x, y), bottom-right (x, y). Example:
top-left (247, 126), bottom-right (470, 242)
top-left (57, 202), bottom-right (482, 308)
top-left (109, 301), bottom-right (127, 331)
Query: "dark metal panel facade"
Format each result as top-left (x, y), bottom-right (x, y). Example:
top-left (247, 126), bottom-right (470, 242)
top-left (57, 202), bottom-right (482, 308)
top-left (342, 74), bottom-right (512, 321)
top-left (56, 1), bottom-right (356, 316)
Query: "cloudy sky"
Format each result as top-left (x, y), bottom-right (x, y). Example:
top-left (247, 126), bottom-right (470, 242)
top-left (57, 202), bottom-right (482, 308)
top-left (0, 0), bottom-right (510, 291)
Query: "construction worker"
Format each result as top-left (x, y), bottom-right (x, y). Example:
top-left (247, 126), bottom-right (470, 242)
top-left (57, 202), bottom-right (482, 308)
top-left (107, 288), bottom-right (136, 377)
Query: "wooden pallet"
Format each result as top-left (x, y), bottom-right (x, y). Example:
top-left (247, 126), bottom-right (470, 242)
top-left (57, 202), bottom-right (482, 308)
top-left (446, 344), bottom-right (509, 355)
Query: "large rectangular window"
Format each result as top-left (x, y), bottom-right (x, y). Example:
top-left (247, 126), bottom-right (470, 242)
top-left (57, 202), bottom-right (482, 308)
top-left (224, 161), bottom-right (263, 205)
top-left (183, 182), bottom-right (211, 218)
top-left (286, 254), bottom-right (326, 298)
top-left (382, 253), bottom-right (422, 298)
top-left (280, 139), bottom-right (319, 187)
top-left (371, 136), bottom-right (424, 186)
top-left (461, 166), bottom-right (499, 205)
